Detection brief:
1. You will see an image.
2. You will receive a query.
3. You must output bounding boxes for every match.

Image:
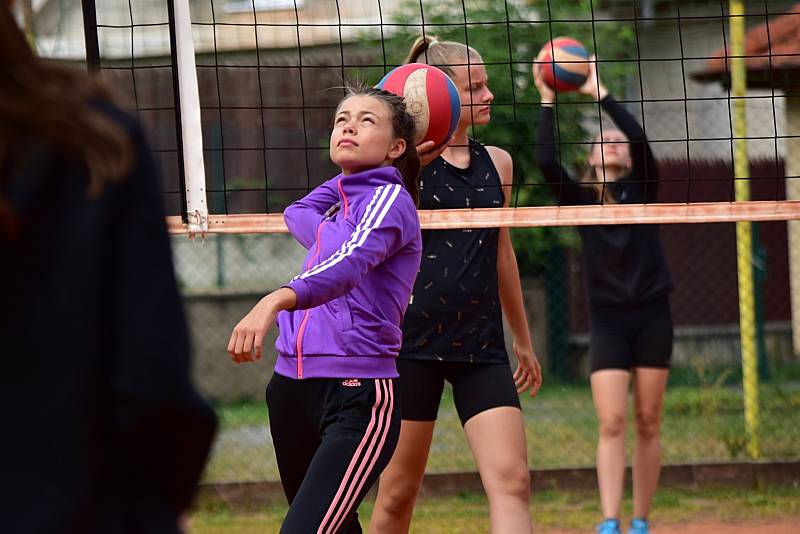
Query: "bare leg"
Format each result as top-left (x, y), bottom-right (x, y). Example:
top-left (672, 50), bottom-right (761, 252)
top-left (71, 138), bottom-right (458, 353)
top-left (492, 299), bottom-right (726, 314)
top-left (591, 369), bottom-right (631, 521)
top-left (464, 407), bottom-right (533, 534)
top-left (367, 420), bottom-right (435, 534)
top-left (631, 367), bottom-right (669, 520)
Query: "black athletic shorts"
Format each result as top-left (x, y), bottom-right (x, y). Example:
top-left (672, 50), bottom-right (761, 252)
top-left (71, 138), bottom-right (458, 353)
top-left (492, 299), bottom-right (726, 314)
top-left (396, 359), bottom-right (521, 425)
top-left (589, 296), bottom-right (673, 373)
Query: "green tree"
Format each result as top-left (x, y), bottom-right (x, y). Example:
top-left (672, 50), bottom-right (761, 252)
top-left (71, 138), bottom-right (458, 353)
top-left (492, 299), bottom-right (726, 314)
top-left (354, 0), bottom-right (637, 275)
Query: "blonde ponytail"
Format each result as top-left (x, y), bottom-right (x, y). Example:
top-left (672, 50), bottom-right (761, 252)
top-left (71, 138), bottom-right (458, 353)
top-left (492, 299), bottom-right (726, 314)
top-left (403, 34), bottom-right (482, 77)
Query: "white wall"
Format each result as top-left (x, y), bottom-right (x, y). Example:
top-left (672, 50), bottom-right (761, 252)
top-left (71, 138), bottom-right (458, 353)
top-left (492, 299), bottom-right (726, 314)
top-left (628, 15), bottom-right (787, 161)
top-left (34, 0), bottom-right (405, 60)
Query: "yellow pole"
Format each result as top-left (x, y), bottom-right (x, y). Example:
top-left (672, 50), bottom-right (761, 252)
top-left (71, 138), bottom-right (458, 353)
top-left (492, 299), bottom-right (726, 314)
top-left (730, 0), bottom-right (760, 459)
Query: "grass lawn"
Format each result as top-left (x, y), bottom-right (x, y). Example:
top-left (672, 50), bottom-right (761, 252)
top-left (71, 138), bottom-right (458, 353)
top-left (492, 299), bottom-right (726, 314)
top-left (204, 380), bottom-right (800, 483)
top-left (188, 485), bottom-right (800, 533)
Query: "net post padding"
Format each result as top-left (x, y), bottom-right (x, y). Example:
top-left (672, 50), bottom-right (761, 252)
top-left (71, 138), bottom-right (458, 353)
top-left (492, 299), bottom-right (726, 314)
top-left (166, 200), bottom-right (800, 235)
top-left (172, 0), bottom-right (208, 234)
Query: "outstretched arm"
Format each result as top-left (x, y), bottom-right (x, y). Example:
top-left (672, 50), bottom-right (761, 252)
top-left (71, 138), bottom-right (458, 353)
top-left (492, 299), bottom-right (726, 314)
top-left (227, 286), bottom-right (297, 363)
top-left (227, 184), bottom-right (419, 363)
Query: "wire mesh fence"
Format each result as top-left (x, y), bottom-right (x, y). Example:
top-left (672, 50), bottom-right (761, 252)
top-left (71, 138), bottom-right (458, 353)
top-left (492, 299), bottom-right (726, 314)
top-left (31, 0), bottom-right (800, 484)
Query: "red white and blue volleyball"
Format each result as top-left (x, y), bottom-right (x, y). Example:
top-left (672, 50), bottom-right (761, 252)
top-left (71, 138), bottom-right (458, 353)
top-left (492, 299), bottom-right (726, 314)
top-left (376, 63), bottom-right (461, 149)
top-left (539, 37), bottom-right (591, 93)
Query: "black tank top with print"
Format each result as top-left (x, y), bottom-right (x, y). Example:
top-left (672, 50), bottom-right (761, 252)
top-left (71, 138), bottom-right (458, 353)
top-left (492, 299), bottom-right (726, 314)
top-left (400, 139), bottom-right (508, 364)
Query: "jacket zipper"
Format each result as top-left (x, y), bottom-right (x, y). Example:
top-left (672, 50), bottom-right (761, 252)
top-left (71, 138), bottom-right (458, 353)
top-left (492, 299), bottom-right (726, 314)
top-left (295, 310), bottom-right (311, 379)
top-left (295, 219), bottom-right (328, 379)
top-left (337, 178), bottom-right (350, 219)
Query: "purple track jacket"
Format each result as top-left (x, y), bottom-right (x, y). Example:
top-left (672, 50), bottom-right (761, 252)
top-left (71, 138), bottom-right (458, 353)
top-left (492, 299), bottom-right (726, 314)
top-left (274, 166), bottom-right (422, 379)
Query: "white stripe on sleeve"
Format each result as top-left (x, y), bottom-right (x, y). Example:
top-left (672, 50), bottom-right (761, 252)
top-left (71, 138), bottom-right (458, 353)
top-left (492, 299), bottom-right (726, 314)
top-left (299, 184), bottom-right (402, 281)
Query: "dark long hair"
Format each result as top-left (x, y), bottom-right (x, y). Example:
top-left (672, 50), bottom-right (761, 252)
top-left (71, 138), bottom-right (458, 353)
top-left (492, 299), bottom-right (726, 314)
top-left (339, 83), bottom-right (421, 205)
top-left (0, 3), bottom-right (133, 235)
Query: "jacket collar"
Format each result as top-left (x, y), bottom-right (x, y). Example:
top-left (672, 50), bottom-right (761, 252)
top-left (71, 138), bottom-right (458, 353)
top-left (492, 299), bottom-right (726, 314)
top-left (338, 165), bottom-right (404, 188)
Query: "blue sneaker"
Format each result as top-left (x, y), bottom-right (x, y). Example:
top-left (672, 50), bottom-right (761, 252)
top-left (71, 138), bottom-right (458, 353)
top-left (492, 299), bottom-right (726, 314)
top-left (628, 518), bottom-right (650, 534)
top-left (596, 519), bottom-right (622, 534)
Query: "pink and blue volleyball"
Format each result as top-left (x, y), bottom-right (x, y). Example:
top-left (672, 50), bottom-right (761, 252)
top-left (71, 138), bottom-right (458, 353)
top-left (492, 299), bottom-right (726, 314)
top-left (539, 37), bottom-right (591, 93)
top-left (376, 63), bottom-right (461, 148)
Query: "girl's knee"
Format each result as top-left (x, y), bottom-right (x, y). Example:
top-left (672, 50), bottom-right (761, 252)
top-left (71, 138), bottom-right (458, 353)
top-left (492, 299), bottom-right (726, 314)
top-left (634, 410), bottom-right (661, 439)
top-left (598, 413), bottom-right (627, 439)
top-left (376, 477), bottom-right (421, 516)
top-left (484, 462), bottom-right (531, 500)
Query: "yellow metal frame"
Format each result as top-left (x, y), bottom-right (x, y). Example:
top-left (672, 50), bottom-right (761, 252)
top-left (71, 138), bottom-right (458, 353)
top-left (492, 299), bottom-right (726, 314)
top-left (730, 0), bottom-right (760, 460)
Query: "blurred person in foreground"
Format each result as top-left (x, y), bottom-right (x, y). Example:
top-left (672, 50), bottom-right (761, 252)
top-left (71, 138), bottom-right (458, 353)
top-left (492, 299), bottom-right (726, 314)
top-left (0, 2), bottom-right (217, 533)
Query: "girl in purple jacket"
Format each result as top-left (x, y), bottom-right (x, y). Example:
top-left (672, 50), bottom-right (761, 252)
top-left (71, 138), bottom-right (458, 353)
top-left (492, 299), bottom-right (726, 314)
top-left (227, 84), bottom-right (422, 534)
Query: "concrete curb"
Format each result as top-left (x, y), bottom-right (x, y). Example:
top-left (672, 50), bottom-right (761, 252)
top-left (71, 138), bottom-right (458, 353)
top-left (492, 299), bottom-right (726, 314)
top-left (197, 460), bottom-right (800, 509)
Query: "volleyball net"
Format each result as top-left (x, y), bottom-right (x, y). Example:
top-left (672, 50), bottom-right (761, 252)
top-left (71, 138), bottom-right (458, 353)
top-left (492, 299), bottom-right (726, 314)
top-left (32, 0), bottom-right (800, 477)
top-left (68, 0), bottom-right (800, 233)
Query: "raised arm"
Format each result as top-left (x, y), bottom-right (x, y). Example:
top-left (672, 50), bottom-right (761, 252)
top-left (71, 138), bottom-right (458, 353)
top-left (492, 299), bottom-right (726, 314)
top-left (577, 55), bottom-right (659, 204)
top-left (532, 60), bottom-right (589, 206)
top-left (536, 107), bottom-right (589, 205)
top-left (600, 96), bottom-right (659, 203)
top-left (287, 183), bottom-right (419, 310)
top-left (283, 177), bottom-right (341, 249)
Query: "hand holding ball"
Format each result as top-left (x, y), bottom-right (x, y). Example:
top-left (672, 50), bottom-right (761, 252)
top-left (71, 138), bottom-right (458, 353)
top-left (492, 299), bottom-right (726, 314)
top-left (537, 37), bottom-right (591, 93)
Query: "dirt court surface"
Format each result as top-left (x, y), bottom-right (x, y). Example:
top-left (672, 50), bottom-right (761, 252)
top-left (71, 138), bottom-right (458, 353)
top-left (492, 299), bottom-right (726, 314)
top-left (650, 521), bottom-right (800, 534)
top-left (545, 519), bottom-right (800, 533)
